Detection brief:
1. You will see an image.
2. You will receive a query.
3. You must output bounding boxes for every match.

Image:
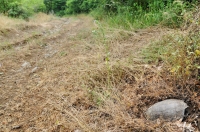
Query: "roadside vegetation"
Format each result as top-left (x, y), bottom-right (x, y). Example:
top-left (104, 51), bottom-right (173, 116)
top-left (0, 0), bottom-right (200, 131)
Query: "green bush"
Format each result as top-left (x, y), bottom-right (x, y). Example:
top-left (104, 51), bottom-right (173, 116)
top-left (53, 0), bottom-right (66, 16)
top-left (21, 0), bottom-right (46, 14)
top-left (44, 0), bottom-right (66, 16)
top-left (80, 0), bottom-right (99, 13)
top-left (0, 0), bottom-right (39, 19)
top-left (44, 0), bottom-right (53, 14)
top-left (65, 0), bottom-right (82, 14)
top-left (7, 1), bottom-right (31, 19)
top-left (65, 0), bottom-right (99, 14)
top-left (33, 4), bottom-right (46, 13)
top-left (0, 0), bottom-right (15, 14)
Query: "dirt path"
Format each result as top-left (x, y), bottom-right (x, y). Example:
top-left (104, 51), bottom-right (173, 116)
top-left (0, 16), bottom-right (94, 131)
top-left (0, 15), bottom-right (191, 131)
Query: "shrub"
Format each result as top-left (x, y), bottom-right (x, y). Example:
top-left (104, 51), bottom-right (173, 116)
top-left (0, 0), bottom-right (15, 14)
top-left (52, 0), bottom-right (66, 16)
top-left (80, 0), bottom-right (99, 13)
top-left (66, 0), bottom-right (99, 14)
top-left (65, 0), bottom-right (82, 14)
top-left (43, 0), bottom-right (66, 16)
top-left (8, 1), bottom-right (31, 19)
top-left (33, 4), bottom-right (46, 13)
top-left (21, 0), bottom-right (46, 14)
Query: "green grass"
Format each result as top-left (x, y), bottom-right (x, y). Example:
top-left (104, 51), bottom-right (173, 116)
top-left (91, 0), bottom-right (193, 29)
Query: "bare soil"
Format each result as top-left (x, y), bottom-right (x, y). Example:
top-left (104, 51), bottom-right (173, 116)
top-left (0, 15), bottom-right (199, 132)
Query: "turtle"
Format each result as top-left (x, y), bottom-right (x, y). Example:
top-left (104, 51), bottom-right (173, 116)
top-left (146, 99), bottom-right (188, 121)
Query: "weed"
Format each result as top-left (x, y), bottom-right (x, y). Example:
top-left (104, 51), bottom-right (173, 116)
top-left (60, 51), bottom-right (67, 56)
top-left (40, 43), bottom-right (47, 47)
top-left (0, 40), bottom-right (14, 51)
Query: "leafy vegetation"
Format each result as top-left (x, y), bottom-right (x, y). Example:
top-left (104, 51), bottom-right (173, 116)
top-left (92, 0), bottom-right (198, 29)
top-left (66, 0), bottom-right (99, 14)
top-left (44, 0), bottom-right (66, 16)
top-left (21, 0), bottom-right (46, 13)
top-left (0, 0), bottom-right (45, 19)
top-left (142, 7), bottom-right (200, 85)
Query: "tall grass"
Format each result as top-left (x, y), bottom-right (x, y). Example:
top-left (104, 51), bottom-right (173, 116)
top-left (91, 0), bottom-right (194, 29)
top-left (0, 15), bottom-right (25, 30)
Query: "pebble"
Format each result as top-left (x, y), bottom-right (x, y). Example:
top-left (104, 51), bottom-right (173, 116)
top-left (12, 125), bottom-right (22, 129)
top-left (0, 110), bottom-right (4, 116)
top-left (21, 61), bottom-right (31, 68)
top-left (31, 67), bottom-right (38, 73)
top-left (74, 130), bottom-right (82, 132)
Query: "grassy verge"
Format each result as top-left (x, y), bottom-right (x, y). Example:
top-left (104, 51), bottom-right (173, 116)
top-left (91, 1), bottom-right (195, 29)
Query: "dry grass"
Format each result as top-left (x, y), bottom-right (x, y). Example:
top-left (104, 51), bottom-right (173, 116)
top-left (0, 15), bottom-right (25, 30)
top-left (0, 14), bottom-right (199, 132)
top-left (29, 13), bottom-right (56, 24)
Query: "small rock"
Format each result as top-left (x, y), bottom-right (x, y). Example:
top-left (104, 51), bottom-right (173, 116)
top-left (42, 129), bottom-right (48, 132)
top-left (74, 130), bottom-right (82, 132)
top-left (12, 125), bottom-right (22, 129)
top-left (31, 67), bottom-right (38, 73)
top-left (22, 61), bottom-right (31, 68)
top-left (0, 110), bottom-right (4, 116)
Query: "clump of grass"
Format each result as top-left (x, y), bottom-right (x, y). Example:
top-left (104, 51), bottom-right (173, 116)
top-left (29, 12), bottom-right (55, 23)
top-left (83, 64), bottom-right (140, 104)
top-left (0, 15), bottom-right (25, 30)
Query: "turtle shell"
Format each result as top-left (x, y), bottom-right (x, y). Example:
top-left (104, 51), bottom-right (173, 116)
top-left (146, 99), bottom-right (188, 121)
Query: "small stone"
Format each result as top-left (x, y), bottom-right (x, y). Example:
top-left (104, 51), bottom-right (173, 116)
top-left (22, 61), bottom-right (31, 68)
top-left (31, 67), bottom-right (38, 73)
top-left (12, 125), bottom-right (22, 129)
top-left (74, 130), bottom-right (82, 132)
top-left (0, 110), bottom-right (4, 116)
